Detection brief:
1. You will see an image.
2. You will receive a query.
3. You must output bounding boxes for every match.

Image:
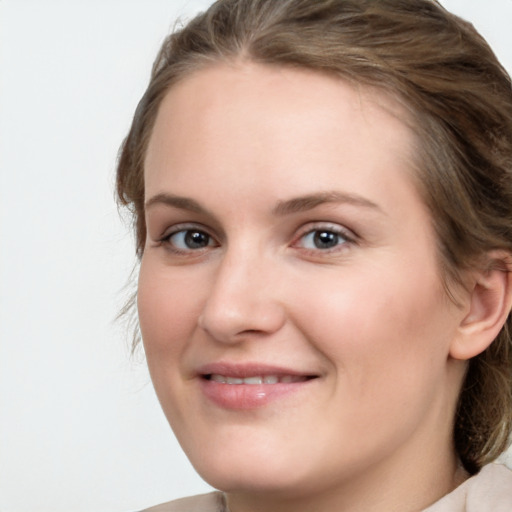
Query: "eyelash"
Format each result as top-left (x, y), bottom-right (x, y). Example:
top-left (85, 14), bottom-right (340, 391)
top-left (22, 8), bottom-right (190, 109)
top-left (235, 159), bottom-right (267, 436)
top-left (158, 222), bottom-right (356, 256)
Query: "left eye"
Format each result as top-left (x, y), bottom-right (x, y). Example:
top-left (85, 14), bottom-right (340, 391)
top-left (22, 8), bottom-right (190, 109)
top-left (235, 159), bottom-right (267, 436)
top-left (167, 229), bottom-right (215, 250)
top-left (298, 229), bottom-right (348, 250)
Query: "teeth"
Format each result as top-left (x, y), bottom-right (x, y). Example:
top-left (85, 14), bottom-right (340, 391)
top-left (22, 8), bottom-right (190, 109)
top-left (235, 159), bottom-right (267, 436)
top-left (244, 376), bottom-right (263, 385)
top-left (226, 377), bottom-right (244, 384)
top-left (208, 374), bottom-right (308, 384)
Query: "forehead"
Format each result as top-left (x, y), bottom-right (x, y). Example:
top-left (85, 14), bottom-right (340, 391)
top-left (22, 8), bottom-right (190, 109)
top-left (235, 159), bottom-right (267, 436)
top-left (144, 61), bottom-right (420, 206)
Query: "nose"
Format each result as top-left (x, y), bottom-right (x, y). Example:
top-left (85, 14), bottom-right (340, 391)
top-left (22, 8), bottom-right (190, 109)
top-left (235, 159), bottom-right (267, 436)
top-left (198, 248), bottom-right (286, 343)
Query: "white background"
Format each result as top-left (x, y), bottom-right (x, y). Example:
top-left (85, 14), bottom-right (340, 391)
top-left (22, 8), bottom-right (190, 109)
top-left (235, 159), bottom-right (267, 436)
top-left (1, 1), bottom-right (511, 511)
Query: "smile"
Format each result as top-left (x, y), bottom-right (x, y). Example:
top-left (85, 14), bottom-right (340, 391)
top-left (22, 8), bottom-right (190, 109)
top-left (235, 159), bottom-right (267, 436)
top-left (198, 365), bottom-right (319, 409)
top-left (206, 374), bottom-right (311, 385)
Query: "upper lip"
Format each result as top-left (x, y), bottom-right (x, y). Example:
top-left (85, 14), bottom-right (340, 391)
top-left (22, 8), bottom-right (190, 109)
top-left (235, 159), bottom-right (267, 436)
top-left (197, 362), bottom-right (319, 379)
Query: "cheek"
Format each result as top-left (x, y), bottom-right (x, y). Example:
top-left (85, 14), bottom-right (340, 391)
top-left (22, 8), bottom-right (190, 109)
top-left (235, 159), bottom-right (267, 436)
top-left (290, 260), bottom-right (454, 388)
top-left (137, 257), bottom-right (203, 361)
top-left (288, 265), bottom-right (457, 455)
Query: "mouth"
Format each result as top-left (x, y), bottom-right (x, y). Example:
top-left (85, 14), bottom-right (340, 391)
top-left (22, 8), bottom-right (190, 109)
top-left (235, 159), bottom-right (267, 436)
top-left (203, 374), bottom-right (315, 385)
top-left (197, 363), bottom-right (319, 409)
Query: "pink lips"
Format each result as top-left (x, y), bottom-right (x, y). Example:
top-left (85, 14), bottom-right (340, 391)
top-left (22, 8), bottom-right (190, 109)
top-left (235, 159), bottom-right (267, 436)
top-left (198, 363), bottom-right (317, 409)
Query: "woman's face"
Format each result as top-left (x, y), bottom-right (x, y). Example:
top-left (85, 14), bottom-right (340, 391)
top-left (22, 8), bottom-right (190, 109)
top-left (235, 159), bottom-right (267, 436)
top-left (139, 63), bottom-right (467, 500)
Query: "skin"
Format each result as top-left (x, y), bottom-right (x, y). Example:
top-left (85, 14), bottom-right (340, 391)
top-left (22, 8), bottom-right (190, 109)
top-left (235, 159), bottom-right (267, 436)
top-left (138, 62), bottom-right (475, 512)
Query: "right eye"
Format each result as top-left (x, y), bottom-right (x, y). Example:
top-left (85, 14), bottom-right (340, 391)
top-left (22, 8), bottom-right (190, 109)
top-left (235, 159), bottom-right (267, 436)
top-left (164, 229), bottom-right (216, 251)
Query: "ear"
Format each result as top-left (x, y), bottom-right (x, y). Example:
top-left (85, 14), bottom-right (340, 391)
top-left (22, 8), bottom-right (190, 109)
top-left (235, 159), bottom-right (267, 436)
top-left (450, 252), bottom-right (512, 360)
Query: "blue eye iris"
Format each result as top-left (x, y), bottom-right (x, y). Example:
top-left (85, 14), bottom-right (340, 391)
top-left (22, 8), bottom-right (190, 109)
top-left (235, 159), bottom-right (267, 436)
top-left (169, 230), bottom-right (212, 249)
top-left (301, 230), bottom-right (345, 250)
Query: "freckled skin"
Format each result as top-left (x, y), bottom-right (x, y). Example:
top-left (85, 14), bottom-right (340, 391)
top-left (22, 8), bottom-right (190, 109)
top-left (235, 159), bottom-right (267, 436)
top-left (138, 63), bottom-right (470, 512)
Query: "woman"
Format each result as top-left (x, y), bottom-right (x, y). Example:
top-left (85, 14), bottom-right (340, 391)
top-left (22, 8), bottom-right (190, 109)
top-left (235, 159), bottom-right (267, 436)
top-left (116, 0), bottom-right (512, 510)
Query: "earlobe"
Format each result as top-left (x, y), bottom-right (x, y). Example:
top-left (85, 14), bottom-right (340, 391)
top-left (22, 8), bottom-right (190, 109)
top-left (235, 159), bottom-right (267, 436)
top-left (450, 252), bottom-right (512, 361)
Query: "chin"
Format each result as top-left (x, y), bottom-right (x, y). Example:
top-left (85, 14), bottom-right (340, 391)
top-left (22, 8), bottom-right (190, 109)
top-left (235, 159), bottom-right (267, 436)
top-left (187, 445), bottom-right (311, 494)
top-left (199, 465), bottom-right (308, 496)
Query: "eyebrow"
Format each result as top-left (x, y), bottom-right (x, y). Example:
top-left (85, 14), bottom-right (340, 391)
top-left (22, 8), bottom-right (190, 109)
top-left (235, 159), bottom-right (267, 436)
top-left (145, 193), bottom-right (210, 215)
top-left (144, 190), bottom-right (382, 216)
top-left (272, 191), bottom-right (382, 215)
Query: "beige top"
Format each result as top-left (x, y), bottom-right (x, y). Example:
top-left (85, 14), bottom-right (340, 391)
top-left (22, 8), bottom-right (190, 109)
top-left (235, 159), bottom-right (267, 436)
top-left (422, 463), bottom-right (512, 512)
top-left (140, 463), bottom-right (512, 512)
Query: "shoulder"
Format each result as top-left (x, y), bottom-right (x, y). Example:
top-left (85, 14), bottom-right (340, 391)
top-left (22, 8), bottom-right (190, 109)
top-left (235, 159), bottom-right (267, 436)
top-left (465, 463), bottom-right (512, 511)
top-left (139, 491), bottom-right (226, 512)
top-left (423, 463), bottom-right (512, 512)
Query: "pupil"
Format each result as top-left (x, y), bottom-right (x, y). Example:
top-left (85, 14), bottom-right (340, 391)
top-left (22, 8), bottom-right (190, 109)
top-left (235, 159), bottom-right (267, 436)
top-left (314, 231), bottom-right (338, 249)
top-left (185, 231), bottom-right (209, 248)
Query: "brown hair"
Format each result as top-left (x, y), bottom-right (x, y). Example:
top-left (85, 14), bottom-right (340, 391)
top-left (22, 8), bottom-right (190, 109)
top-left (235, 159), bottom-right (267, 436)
top-left (116, 0), bottom-right (512, 474)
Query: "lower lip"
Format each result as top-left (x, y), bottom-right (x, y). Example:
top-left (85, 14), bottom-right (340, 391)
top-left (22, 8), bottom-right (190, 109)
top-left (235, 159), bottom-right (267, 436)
top-left (200, 378), bottom-right (313, 410)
